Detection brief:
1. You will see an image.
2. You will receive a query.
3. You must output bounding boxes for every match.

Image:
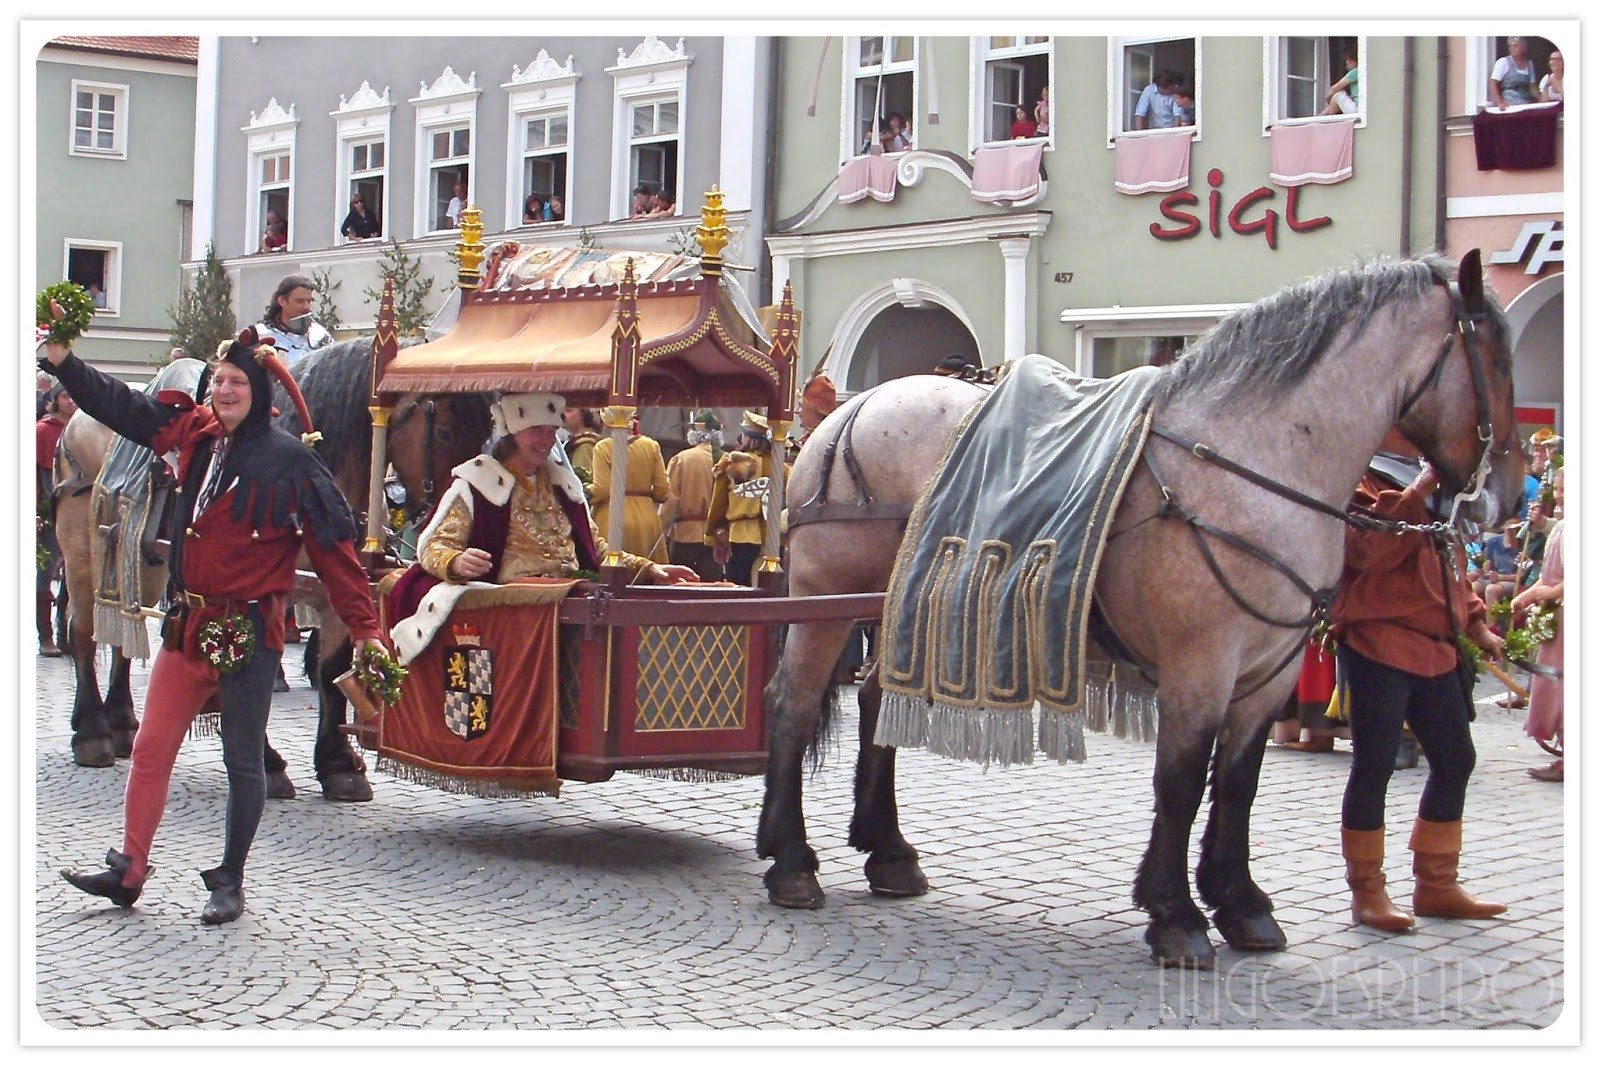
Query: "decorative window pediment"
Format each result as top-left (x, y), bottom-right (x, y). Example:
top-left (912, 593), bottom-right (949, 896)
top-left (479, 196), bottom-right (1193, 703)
top-left (244, 97), bottom-right (298, 134)
top-left (608, 36), bottom-right (692, 78)
top-left (508, 50), bottom-right (579, 92)
top-left (411, 66), bottom-right (480, 108)
top-left (333, 80), bottom-right (394, 121)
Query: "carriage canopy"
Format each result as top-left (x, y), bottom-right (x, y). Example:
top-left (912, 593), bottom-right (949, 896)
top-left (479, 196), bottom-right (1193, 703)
top-left (376, 193), bottom-right (799, 415)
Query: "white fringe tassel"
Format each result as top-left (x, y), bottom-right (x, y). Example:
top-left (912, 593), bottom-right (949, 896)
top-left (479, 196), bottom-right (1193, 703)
top-left (188, 712), bottom-right (222, 740)
top-left (374, 755), bottom-right (561, 798)
top-left (878, 664), bottom-right (1161, 769)
top-left (623, 767), bottom-right (751, 784)
top-left (95, 602), bottom-right (150, 662)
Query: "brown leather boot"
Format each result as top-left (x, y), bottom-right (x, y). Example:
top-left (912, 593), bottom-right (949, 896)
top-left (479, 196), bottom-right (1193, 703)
top-left (37, 591), bottom-right (62, 657)
top-left (1409, 818), bottom-right (1507, 919)
top-left (1341, 826), bottom-right (1414, 931)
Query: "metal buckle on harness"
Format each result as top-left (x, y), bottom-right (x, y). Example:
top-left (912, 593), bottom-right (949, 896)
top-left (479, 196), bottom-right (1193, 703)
top-left (181, 589), bottom-right (207, 608)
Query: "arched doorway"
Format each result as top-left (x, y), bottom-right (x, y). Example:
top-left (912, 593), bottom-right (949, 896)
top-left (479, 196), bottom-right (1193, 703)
top-left (847, 304), bottom-right (980, 391)
top-left (1504, 274), bottom-right (1563, 427)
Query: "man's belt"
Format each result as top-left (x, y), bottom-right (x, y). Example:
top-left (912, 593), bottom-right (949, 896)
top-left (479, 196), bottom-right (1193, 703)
top-left (177, 589), bottom-right (264, 609)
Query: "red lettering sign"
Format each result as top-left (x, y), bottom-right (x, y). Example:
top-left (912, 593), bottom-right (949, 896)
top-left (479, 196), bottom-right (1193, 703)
top-left (1149, 169), bottom-right (1332, 245)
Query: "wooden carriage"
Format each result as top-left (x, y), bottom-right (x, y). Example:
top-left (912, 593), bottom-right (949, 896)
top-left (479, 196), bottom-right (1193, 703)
top-left (348, 192), bottom-right (880, 790)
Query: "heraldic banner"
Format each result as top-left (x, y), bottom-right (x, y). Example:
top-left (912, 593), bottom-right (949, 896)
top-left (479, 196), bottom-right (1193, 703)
top-left (377, 581), bottom-right (576, 796)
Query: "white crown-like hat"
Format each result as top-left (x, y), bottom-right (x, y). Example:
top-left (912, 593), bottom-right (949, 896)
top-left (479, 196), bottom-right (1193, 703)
top-left (493, 392), bottom-right (566, 435)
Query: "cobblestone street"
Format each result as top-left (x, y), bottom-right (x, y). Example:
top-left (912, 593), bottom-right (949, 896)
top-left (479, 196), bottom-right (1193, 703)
top-left (30, 634), bottom-right (1565, 1034)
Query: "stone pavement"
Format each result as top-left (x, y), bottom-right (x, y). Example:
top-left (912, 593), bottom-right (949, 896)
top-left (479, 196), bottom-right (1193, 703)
top-left (30, 635), bottom-right (1565, 1033)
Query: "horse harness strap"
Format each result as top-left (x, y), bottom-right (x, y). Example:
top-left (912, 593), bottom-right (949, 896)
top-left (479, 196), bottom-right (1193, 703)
top-left (1137, 432), bottom-right (1338, 705)
top-left (787, 392), bottom-right (914, 532)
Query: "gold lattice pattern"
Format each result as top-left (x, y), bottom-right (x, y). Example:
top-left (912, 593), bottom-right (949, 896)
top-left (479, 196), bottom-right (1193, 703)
top-left (634, 625), bottom-right (748, 732)
top-left (558, 627), bottom-right (583, 730)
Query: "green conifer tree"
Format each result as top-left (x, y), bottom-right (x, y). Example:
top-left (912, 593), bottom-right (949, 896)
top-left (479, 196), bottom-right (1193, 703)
top-left (167, 244), bottom-right (235, 360)
top-left (363, 240), bottom-right (437, 337)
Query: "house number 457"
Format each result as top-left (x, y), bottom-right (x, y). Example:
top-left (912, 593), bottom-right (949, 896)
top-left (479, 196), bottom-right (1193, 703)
top-left (1053, 272), bottom-right (1074, 283)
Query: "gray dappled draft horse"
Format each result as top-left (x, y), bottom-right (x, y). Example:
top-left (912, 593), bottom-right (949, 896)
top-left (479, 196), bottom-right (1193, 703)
top-left (52, 337), bottom-right (492, 801)
top-left (758, 250), bottom-right (1523, 970)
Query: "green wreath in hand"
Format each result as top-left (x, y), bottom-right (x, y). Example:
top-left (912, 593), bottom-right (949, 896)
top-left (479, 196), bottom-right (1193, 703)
top-left (37, 282), bottom-right (97, 346)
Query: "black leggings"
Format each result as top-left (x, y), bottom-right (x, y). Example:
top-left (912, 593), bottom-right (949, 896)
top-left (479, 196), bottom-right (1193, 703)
top-left (1340, 644), bottom-right (1477, 831)
top-left (217, 607), bottom-right (282, 875)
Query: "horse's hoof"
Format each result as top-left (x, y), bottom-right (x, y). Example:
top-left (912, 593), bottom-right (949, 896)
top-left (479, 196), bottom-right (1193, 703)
top-left (765, 868), bottom-right (826, 910)
top-left (112, 730), bottom-right (137, 760)
top-left (266, 770), bottom-right (297, 800)
top-left (72, 736), bottom-right (115, 769)
top-left (864, 854), bottom-right (929, 898)
top-left (1147, 922), bottom-right (1217, 970)
top-left (1214, 909), bottom-right (1288, 952)
top-left (319, 771), bottom-right (373, 803)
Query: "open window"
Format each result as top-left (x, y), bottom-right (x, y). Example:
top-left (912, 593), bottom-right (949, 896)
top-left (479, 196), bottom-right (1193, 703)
top-left (1089, 333), bottom-right (1196, 378)
top-left (428, 125), bottom-right (471, 231)
top-left (1110, 36), bottom-right (1198, 140)
top-left (411, 67), bottom-right (481, 235)
top-left (243, 97), bottom-right (298, 255)
top-left (332, 81), bottom-right (393, 244)
top-left (1468, 35), bottom-right (1560, 111)
top-left (63, 239), bottom-right (121, 315)
top-left (506, 53), bottom-right (579, 228)
top-left (1266, 35), bottom-right (1363, 127)
top-left (519, 111), bottom-right (569, 224)
top-left (607, 37), bottom-right (691, 219)
top-left (975, 36), bottom-right (1052, 148)
top-left (70, 80), bottom-right (128, 159)
top-left (257, 151), bottom-right (291, 252)
top-left (628, 97), bottom-right (679, 213)
top-left (847, 35), bottom-right (918, 158)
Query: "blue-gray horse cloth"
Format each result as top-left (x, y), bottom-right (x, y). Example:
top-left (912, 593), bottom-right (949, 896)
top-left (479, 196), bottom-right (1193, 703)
top-left (875, 355), bottom-right (1159, 767)
top-left (92, 358), bottom-right (206, 661)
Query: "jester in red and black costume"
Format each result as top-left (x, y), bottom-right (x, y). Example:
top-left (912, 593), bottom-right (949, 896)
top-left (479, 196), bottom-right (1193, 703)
top-left (44, 309), bottom-right (382, 925)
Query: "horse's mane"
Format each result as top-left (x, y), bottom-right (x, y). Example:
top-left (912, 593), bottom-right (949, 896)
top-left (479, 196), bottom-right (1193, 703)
top-left (272, 336), bottom-right (424, 475)
top-left (1152, 255), bottom-right (1470, 408)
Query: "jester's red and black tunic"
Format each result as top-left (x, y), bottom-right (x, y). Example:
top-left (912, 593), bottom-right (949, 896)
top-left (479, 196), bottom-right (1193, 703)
top-left (46, 351), bottom-right (380, 657)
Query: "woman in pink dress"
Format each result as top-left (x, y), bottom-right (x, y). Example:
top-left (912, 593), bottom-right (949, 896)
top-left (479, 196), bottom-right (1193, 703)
top-left (1511, 466), bottom-right (1564, 781)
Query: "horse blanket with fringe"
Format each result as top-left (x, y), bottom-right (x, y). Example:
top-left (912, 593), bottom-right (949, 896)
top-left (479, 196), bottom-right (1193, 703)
top-left (375, 576), bottom-right (578, 797)
top-left (92, 358), bottom-right (206, 661)
top-left (876, 355), bottom-right (1160, 767)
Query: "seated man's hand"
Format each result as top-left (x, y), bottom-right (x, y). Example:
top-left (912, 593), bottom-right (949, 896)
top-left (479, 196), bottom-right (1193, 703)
top-left (449, 547), bottom-right (494, 581)
top-left (648, 563), bottom-right (700, 585)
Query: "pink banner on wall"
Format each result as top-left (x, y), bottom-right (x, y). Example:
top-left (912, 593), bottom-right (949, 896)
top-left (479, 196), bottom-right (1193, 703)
top-left (1269, 118), bottom-right (1356, 187)
top-left (1113, 130), bottom-right (1193, 195)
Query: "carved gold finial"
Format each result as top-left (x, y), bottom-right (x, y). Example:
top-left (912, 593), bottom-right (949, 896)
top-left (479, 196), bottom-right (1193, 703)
top-left (457, 206), bottom-right (486, 291)
top-left (695, 186), bottom-right (730, 275)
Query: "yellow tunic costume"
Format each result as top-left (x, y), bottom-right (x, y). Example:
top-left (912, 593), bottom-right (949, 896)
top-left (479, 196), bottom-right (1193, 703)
top-left (705, 451), bottom-right (773, 549)
top-left (589, 434), bottom-right (671, 563)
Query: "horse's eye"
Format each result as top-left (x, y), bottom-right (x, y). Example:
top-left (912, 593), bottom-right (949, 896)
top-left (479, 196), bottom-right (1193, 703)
top-left (435, 426), bottom-right (455, 444)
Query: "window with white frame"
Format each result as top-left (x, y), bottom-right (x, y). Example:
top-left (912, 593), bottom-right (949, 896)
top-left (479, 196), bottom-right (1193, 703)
top-left (1089, 333), bottom-right (1197, 379)
top-left (519, 110), bottom-right (569, 223)
top-left (1469, 35), bottom-right (1559, 111)
top-left (242, 97), bottom-right (298, 256)
top-left (628, 97), bottom-right (679, 210)
top-left (1111, 37), bottom-right (1198, 137)
top-left (342, 138), bottom-right (386, 240)
top-left (257, 151), bottom-right (291, 252)
top-left (411, 67), bottom-right (480, 235)
top-left (427, 124), bottom-right (472, 231)
top-left (848, 36), bottom-right (917, 157)
top-left (608, 37), bottom-right (692, 218)
top-left (504, 51), bottom-right (578, 228)
top-left (1267, 35), bottom-right (1362, 124)
top-left (976, 37), bottom-right (1051, 146)
top-left (70, 80), bottom-right (128, 158)
top-left (63, 239), bottom-right (121, 315)
top-left (331, 81), bottom-right (393, 245)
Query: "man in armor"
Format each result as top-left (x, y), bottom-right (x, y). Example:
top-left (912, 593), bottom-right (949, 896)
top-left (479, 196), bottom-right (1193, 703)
top-left (254, 274), bottom-right (332, 369)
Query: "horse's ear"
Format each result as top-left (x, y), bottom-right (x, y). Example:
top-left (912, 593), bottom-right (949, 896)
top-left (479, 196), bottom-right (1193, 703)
top-left (1458, 248), bottom-right (1486, 313)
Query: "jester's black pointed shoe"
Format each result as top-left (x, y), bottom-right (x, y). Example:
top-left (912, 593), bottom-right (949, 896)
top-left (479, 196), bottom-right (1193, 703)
top-left (199, 866), bottom-right (245, 925)
top-left (62, 849), bottom-right (145, 908)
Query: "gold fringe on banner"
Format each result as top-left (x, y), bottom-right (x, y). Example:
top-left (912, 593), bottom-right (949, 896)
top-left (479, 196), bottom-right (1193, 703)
top-left (375, 755), bottom-right (561, 798)
top-left (188, 712), bottom-right (222, 741)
